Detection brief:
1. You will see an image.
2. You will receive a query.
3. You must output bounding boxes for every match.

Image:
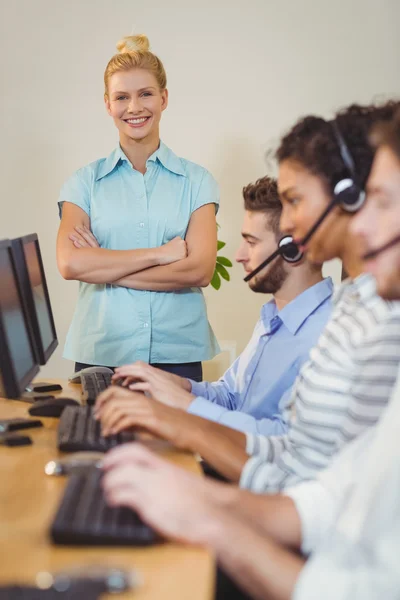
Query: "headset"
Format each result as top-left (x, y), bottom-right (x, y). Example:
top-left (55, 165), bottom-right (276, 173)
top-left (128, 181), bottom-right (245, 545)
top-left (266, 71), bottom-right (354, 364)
top-left (300, 120), bottom-right (366, 246)
top-left (363, 234), bottom-right (400, 260)
top-left (245, 120), bottom-right (366, 282)
top-left (243, 235), bottom-right (303, 282)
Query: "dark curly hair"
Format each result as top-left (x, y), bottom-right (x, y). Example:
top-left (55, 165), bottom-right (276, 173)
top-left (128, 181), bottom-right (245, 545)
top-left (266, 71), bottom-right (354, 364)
top-left (370, 107), bottom-right (400, 161)
top-left (276, 101), bottom-right (400, 193)
top-left (243, 176), bottom-right (281, 236)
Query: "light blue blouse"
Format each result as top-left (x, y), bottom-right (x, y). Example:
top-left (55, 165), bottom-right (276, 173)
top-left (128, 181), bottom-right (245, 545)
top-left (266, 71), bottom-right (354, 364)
top-left (58, 142), bottom-right (220, 366)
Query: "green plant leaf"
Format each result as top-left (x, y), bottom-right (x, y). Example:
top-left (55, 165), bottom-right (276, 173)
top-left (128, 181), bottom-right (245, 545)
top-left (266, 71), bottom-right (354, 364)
top-left (216, 263), bottom-right (230, 281)
top-left (210, 270), bottom-right (221, 290)
top-left (217, 256), bottom-right (233, 267)
top-left (217, 240), bottom-right (226, 251)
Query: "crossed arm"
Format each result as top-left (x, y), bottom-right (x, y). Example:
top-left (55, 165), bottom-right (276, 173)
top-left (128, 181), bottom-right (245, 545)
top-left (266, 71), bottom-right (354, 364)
top-left (56, 202), bottom-right (217, 289)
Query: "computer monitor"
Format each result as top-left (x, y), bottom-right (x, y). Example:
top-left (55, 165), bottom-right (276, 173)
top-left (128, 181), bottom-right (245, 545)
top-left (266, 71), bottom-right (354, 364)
top-left (0, 239), bottom-right (40, 399)
top-left (11, 234), bottom-right (58, 365)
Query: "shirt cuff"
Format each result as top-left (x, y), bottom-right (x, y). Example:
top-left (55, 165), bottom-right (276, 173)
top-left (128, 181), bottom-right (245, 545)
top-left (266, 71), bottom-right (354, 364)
top-left (245, 433), bottom-right (272, 458)
top-left (246, 433), bottom-right (256, 455)
top-left (239, 455), bottom-right (264, 490)
top-left (188, 396), bottom-right (226, 422)
top-left (284, 481), bottom-right (335, 556)
top-left (188, 379), bottom-right (206, 398)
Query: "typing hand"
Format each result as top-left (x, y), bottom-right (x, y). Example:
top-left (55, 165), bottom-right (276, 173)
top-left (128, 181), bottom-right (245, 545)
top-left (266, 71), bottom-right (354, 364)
top-left (68, 225), bottom-right (100, 248)
top-left (111, 362), bottom-right (194, 410)
top-left (95, 387), bottom-right (192, 449)
top-left (102, 443), bottom-right (224, 545)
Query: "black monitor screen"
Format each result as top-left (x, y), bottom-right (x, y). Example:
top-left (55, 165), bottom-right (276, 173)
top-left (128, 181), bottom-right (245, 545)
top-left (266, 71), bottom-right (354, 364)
top-left (0, 242), bottom-right (38, 397)
top-left (23, 240), bottom-right (56, 358)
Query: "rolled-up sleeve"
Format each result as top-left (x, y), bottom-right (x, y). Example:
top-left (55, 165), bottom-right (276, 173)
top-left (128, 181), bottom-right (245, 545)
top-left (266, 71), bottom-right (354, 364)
top-left (192, 168), bottom-right (220, 214)
top-left (58, 168), bottom-right (91, 218)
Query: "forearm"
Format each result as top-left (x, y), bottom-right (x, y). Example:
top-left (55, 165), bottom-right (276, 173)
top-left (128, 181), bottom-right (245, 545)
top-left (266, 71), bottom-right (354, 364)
top-left (58, 246), bottom-right (162, 284)
top-left (189, 397), bottom-right (288, 435)
top-left (182, 418), bottom-right (249, 482)
top-left (223, 489), bottom-right (303, 551)
top-left (115, 255), bottom-right (213, 291)
top-left (189, 379), bottom-right (238, 409)
top-left (208, 510), bottom-right (304, 600)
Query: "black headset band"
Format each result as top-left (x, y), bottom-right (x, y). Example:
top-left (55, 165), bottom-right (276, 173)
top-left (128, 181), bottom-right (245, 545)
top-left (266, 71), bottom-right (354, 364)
top-left (300, 196), bottom-right (338, 246)
top-left (330, 120), bottom-right (360, 187)
top-left (243, 247), bottom-right (281, 282)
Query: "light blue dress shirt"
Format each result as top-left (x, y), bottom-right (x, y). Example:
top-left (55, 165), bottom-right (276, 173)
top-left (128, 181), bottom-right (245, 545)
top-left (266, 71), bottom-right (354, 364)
top-left (188, 278), bottom-right (333, 434)
top-left (58, 142), bottom-right (220, 366)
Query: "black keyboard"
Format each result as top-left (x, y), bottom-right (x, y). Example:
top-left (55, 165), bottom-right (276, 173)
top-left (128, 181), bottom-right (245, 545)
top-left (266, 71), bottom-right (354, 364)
top-left (58, 406), bottom-right (136, 453)
top-left (0, 583), bottom-right (105, 599)
top-left (81, 372), bottom-right (112, 406)
top-left (51, 468), bottom-right (158, 546)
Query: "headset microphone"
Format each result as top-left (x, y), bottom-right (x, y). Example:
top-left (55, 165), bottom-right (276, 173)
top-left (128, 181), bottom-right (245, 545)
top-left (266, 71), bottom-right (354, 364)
top-left (363, 234), bottom-right (400, 261)
top-left (245, 120), bottom-right (366, 284)
top-left (243, 235), bottom-right (303, 282)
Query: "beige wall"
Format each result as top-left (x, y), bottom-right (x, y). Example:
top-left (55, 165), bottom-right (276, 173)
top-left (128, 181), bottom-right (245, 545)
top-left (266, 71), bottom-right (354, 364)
top-left (1, 0), bottom-right (399, 380)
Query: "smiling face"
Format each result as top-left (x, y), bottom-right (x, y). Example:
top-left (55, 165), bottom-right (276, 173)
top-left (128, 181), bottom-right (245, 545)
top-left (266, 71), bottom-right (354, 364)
top-left (278, 158), bottom-right (351, 264)
top-left (351, 145), bottom-right (400, 299)
top-left (105, 68), bottom-right (168, 144)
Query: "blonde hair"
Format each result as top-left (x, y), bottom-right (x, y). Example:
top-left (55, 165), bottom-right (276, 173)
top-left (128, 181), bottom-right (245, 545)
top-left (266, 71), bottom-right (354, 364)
top-left (104, 34), bottom-right (167, 97)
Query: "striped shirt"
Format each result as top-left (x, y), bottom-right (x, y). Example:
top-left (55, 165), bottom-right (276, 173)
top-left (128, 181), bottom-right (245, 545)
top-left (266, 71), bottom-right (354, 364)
top-left (240, 273), bottom-right (400, 493)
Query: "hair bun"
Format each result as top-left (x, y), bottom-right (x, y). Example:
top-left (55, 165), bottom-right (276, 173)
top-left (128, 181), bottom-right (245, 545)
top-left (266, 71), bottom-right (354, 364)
top-left (116, 34), bottom-right (150, 54)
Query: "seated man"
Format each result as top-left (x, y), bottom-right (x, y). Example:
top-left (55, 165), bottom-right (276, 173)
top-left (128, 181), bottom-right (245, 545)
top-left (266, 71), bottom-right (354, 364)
top-left (96, 101), bottom-right (400, 493)
top-left (101, 110), bottom-right (400, 600)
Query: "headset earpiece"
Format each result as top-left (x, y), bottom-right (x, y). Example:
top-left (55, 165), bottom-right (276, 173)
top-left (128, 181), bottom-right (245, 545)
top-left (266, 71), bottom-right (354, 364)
top-left (331, 122), bottom-right (366, 213)
top-left (333, 178), bottom-right (365, 212)
top-left (243, 235), bottom-right (303, 282)
top-left (278, 236), bottom-right (303, 263)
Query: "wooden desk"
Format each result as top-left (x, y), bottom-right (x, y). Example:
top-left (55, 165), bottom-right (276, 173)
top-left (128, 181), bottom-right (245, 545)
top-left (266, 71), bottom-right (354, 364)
top-left (0, 379), bottom-right (214, 599)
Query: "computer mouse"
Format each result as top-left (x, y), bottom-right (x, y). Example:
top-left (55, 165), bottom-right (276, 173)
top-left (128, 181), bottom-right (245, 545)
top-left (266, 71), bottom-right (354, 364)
top-left (68, 366), bottom-right (114, 384)
top-left (28, 397), bottom-right (80, 418)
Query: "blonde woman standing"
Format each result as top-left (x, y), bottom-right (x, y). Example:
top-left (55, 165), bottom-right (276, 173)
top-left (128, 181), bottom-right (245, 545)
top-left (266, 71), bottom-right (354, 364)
top-left (57, 35), bottom-right (219, 381)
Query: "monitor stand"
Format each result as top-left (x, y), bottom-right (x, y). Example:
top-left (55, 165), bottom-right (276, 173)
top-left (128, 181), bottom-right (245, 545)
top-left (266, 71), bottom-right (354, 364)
top-left (19, 381), bottom-right (63, 403)
top-left (19, 390), bottom-right (58, 404)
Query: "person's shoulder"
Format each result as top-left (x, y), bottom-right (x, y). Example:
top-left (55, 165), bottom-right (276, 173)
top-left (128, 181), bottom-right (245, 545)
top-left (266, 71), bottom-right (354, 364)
top-left (77, 156), bottom-right (111, 180)
top-left (65, 151), bottom-right (118, 184)
top-left (166, 146), bottom-right (217, 185)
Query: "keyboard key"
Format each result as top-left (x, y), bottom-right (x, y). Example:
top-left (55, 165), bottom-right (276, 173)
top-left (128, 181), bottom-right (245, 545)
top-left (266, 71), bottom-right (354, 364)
top-left (81, 373), bottom-right (113, 406)
top-left (51, 469), bottom-right (158, 546)
top-left (58, 407), bottom-right (136, 453)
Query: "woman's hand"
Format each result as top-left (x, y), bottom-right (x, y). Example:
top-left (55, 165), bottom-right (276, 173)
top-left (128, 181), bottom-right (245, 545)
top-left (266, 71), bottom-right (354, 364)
top-left (94, 386), bottom-right (194, 449)
top-left (68, 225), bottom-right (100, 248)
top-left (68, 229), bottom-right (185, 265)
top-left (158, 236), bottom-right (188, 265)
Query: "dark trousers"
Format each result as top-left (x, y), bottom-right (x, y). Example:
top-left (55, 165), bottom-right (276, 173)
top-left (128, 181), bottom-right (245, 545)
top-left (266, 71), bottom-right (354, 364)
top-left (215, 568), bottom-right (254, 600)
top-left (74, 361), bottom-right (203, 382)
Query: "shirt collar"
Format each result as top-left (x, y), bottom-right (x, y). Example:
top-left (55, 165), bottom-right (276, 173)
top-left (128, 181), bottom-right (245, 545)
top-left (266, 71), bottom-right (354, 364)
top-left (147, 141), bottom-right (186, 176)
top-left (95, 146), bottom-right (127, 181)
top-left (261, 277), bottom-right (333, 335)
top-left (95, 141), bottom-right (186, 181)
top-left (333, 272), bottom-right (377, 306)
